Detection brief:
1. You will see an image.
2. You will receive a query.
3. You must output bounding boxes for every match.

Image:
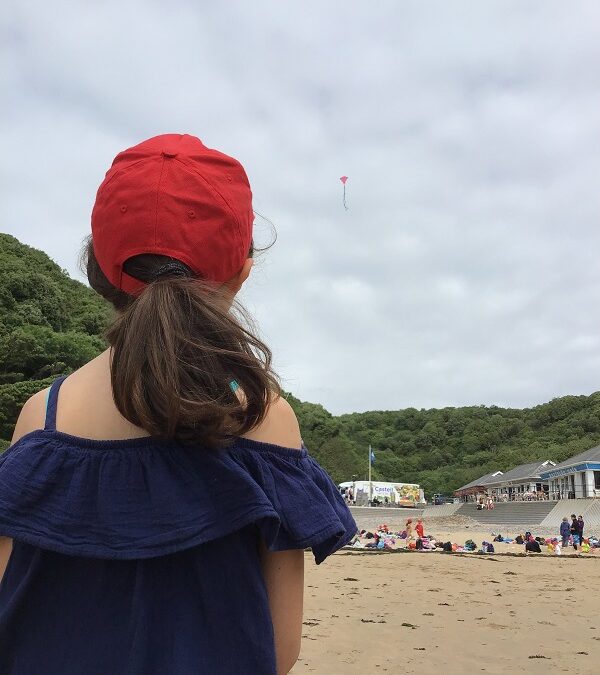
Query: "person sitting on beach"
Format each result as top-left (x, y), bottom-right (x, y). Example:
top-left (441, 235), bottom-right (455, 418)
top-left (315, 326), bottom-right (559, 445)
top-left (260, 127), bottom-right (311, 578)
top-left (405, 519), bottom-right (414, 541)
top-left (525, 539), bottom-right (542, 553)
top-left (365, 534), bottom-right (380, 549)
top-left (560, 517), bottom-right (570, 547)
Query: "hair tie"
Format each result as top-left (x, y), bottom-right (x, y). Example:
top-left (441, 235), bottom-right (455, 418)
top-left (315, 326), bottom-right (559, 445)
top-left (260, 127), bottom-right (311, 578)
top-left (152, 261), bottom-right (192, 281)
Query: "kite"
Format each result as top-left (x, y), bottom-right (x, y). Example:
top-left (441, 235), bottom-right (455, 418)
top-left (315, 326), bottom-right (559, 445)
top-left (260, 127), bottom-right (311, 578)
top-left (340, 175), bottom-right (348, 210)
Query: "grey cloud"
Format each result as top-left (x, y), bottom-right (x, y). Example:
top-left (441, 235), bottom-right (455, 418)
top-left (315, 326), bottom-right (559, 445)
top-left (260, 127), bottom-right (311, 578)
top-left (3, 0), bottom-right (600, 414)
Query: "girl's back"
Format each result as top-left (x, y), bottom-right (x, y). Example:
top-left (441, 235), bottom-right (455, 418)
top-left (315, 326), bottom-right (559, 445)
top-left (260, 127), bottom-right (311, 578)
top-left (0, 134), bottom-right (356, 675)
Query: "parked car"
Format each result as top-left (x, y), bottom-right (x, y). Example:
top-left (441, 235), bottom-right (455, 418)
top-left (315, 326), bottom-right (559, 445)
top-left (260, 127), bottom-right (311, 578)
top-left (432, 494), bottom-right (454, 505)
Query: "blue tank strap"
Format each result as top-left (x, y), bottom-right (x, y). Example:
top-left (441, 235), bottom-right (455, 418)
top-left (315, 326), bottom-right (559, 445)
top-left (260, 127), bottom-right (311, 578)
top-left (44, 376), bottom-right (68, 431)
top-left (43, 376), bottom-right (236, 431)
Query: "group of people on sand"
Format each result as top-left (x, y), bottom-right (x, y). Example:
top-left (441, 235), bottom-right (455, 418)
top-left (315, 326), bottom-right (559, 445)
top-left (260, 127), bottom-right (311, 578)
top-left (493, 514), bottom-right (597, 555)
top-left (350, 519), bottom-right (429, 551)
top-left (351, 521), bottom-right (484, 554)
top-left (349, 513), bottom-right (599, 556)
top-left (559, 514), bottom-right (585, 550)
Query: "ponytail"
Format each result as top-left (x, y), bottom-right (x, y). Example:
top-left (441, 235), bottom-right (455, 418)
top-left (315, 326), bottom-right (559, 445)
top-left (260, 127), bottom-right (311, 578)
top-left (83, 240), bottom-right (279, 448)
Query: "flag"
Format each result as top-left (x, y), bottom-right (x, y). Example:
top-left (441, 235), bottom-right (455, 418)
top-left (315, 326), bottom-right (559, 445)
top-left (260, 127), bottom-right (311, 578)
top-left (370, 450), bottom-right (375, 465)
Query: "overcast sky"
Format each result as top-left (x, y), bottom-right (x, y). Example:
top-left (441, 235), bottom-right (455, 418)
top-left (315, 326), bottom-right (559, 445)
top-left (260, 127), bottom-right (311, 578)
top-left (3, 1), bottom-right (600, 415)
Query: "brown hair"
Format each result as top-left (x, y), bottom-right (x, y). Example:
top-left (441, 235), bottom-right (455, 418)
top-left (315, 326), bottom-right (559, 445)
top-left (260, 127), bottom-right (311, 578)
top-left (82, 239), bottom-right (280, 448)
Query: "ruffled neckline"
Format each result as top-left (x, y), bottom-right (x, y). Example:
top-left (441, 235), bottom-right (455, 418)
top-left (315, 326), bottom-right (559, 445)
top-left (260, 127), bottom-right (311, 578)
top-left (10, 428), bottom-right (309, 458)
top-left (0, 428), bottom-right (355, 564)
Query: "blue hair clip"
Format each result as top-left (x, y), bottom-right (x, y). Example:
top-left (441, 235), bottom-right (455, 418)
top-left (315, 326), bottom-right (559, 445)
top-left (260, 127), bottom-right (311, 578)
top-left (230, 380), bottom-right (240, 393)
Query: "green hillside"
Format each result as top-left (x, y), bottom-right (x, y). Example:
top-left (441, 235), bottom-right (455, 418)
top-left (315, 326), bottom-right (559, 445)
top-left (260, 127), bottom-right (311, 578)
top-left (2, 233), bottom-right (600, 495)
top-left (0, 233), bottom-right (110, 448)
top-left (286, 392), bottom-right (600, 493)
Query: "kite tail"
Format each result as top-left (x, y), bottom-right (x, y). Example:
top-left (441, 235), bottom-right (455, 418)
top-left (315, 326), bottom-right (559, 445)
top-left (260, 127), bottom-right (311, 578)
top-left (343, 184), bottom-right (348, 210)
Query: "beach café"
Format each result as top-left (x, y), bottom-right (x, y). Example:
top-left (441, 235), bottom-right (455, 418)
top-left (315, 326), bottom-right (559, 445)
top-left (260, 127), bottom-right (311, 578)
top-left (483, 460), bottom-right (555, 501)
top-left (540, 445), bottom-right (600, 500)
top-left (454, 460), bottom-right (555, 502)
top-left (454, 471), bottom-right (503, 503)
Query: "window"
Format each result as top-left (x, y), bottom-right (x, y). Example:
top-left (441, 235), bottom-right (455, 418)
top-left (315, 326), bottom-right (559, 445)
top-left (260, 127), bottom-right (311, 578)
top-left (595, 471), bottom-right (600, 490)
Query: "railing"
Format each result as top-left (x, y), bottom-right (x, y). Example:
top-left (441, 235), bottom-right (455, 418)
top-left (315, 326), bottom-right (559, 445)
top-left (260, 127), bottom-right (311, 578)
top-left (462, 493), bottom-right (552, 504)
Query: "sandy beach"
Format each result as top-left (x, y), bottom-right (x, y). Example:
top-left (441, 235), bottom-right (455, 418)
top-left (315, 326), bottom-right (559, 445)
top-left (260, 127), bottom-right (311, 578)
top-left (291, 521), bottom-right (600, 675)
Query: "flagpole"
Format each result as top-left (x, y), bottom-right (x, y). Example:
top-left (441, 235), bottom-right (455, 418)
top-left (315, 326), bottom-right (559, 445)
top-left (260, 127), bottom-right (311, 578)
top-left (368, 444), bottom-right (372, 505)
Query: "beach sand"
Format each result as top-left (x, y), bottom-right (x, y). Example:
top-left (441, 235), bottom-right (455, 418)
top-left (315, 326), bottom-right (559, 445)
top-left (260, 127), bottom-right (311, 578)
top-left (291, 527), bottom-right (600, 675)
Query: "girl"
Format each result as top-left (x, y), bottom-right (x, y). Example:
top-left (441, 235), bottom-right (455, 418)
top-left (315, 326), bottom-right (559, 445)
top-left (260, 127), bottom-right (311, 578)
top-left (0, 134), bottom-right (356, 675)
top-left (415, 518), bottom-right (424, 539)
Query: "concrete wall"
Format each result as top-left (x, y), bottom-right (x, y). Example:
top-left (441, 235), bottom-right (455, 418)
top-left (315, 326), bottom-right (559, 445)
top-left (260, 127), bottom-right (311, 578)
top-left (348, 503), bottom-right (461, 522)
top-left (581, 500), bottom-right (600, 530)
top-left (423, 503), bottom-right (462, 518)
top-left (540, 498), bottom-right (600, 529)
top-left (456, 500), bottom-right (557, 525)
top-left (349, 506), bottom-right (424, 519)
top-left (349, 500), bottom-right (600, 529)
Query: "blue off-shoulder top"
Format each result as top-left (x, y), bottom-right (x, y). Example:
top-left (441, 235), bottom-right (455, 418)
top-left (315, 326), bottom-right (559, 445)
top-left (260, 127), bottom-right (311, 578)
top-left (0, 377), bottom-right (357, 675)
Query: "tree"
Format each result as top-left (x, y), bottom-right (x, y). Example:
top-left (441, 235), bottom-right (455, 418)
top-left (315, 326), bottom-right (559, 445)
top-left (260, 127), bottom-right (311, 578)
top-left (0, 233), bottom-right (110, 442)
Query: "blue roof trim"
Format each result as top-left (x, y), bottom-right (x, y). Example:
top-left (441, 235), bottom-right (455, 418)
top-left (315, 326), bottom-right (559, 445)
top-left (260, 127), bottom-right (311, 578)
top-left (540, 463), bottom-right (600, 479)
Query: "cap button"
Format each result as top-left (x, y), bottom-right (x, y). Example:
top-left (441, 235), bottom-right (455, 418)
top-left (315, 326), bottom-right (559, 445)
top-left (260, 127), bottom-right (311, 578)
top-left (162, 149), bottom-right (178, 158)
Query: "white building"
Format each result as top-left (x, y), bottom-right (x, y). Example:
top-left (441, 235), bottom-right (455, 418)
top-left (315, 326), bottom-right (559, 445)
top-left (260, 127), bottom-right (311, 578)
top-left (484, 460), bottom-right (555, 500)
top-left (540, 445), bottom-right (600, 499)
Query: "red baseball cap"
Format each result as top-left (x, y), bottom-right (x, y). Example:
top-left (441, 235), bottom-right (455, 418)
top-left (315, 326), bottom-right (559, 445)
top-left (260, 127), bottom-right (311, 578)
top-left (91, 133), bottom-right (253, 295)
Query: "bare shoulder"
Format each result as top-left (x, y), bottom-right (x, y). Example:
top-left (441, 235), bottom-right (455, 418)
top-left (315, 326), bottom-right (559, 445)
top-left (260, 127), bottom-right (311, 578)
top-left (242, 395), bottom-right (303, 450)
top-left (10, 388), bottom-right (49, 445)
